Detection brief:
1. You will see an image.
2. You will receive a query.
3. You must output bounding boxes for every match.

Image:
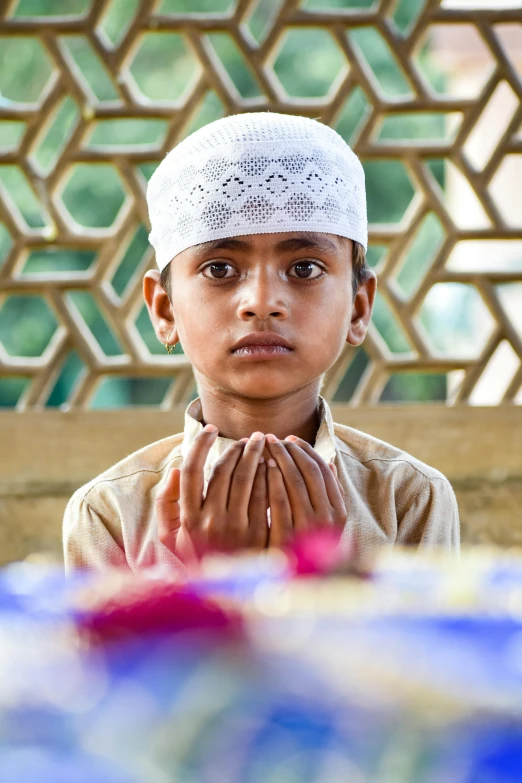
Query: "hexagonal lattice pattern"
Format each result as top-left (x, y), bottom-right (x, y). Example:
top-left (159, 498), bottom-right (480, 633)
top-left (0, 0), bottom-right (521, 409)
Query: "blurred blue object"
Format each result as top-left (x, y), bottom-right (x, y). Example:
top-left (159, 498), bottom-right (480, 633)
top-left (1, 554), bottom-right (522, 782)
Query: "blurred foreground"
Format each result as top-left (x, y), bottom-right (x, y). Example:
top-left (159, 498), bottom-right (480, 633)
top-left (2, 541), bottom-right (522, 782)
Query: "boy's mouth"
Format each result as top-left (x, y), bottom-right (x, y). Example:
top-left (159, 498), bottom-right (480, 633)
top-left (230, 332), bottom-right (294, 360)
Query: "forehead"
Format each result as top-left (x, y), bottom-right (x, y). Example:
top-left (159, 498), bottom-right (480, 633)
top-left (186, 231), bottom-right (348, 260)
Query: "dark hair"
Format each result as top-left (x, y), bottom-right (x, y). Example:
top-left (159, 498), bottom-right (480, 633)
top-left (350, 240), bottom-right (371, 297)
top-left (160, 239), bottom-right (371, 300)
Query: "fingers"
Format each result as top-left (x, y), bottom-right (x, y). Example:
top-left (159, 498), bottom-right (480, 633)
top-left (156, 467), bottom-right (181, 552)
top-left (227, 432), bottom-right (266, 517)
top-left (282, 441), bottom-right (331, 519)
top-left (265, 434), bottom-right (313, 529)
top-left (286, 436), bottom-right (345, 515)
top-left (204, 440), bottom-right (246, 510)
top-left (267, 458), bottom-right (293, 547)
top-left (180, 424), bottom-right (218, 523)
top-left (247, 458), bottom-right (269, 548)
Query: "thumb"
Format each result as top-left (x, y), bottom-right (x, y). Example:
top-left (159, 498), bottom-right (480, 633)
top-left (156, 467), bottom-right (181, 552)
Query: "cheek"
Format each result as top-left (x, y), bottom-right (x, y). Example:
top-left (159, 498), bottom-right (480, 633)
top-left (171, 290), bottom-right (228, 355)
top-left (296, 285), bottom-right (352, 343)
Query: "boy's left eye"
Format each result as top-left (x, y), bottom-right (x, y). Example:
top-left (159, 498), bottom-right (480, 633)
top-left (288, 261), bottom-right (324, 279)
top-left (201, 262), bottom-right (236, 280)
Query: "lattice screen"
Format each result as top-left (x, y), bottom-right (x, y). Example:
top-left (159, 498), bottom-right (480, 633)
top-left (0, 0), bottom-right (521, 410)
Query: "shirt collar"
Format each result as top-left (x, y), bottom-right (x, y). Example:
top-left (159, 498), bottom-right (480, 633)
top-left (181, 395), bottom-right (337, 475)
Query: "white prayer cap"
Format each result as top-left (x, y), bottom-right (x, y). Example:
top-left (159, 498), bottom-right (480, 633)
top-left (147, 112), bottom-right (368, 272)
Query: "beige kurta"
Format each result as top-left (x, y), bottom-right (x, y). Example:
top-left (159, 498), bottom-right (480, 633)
top-left (63, 396), bottom-right (460, 574)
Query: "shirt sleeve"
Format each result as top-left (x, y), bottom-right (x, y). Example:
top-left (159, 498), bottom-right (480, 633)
top-left (63, 491), bottom-right (128, 575)
top-left (396, 476), bottom-right (460, 554)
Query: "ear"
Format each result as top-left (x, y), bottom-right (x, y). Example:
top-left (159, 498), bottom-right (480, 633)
top-left (346, 271), bottom-right (377, 346)
top-left (143, 269), bottom-right (178, 346)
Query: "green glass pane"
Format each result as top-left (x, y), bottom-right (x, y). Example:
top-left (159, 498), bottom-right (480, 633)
top-left (0, 121), bottom-right (26, 151)
top-left (61, 164), bottom-right (126, 228)
top-left (67, 291), bottom-right (124, 356)
top-left (98, 0), bottom-right (140, 47)
top-left (60, 36), bottom-right (119, 102)
top-left (0, 377), bottom-right (30, 408)
top-left (0, 37), bottom-right (53, 103)
top-left (13, 0), bottom-right (90, 15)
top-left (90, 376), bottom-right (173, 408)
top-left (135, 305), bottom-right (161, 355)
top-left (179, 91), bottom-right (225, 140)
top-left (425, 157), bottom-right (445, 190)
top-left (111, 225), bottom-right (149, 297)
top-left (87, 119), bottom-right (168, 148)
top-left (396, 212), bottom-right (445, 298)
top-left (415, 39), bottom-right (448, 96)
top-left (380, 372), bottom-right (447, 403)
top-left (21, 248), bottom-right (96, 275)
top-left (158, 0), bottom-right (232, 11)
top-left (334, 87), bottom-right (370, 146)
top-left (332, 348), bottom-right (369, 402)
top-left (46, 350), bottom-right (85, 407)
top-left (246, 0), bottom-right (284, 44)
top-left (303, 0), bottom-right (374, 8)
top-left (129, 33), bottom-right (200, 102)
top-left (363, 160), bottom-right (414, 224)
top-left (0, 166), bottom-right (49, 229)
top-left (391, 0), bottom-right (426, 35)
top-left (372, 292), bottom-right (411, 354)
top-left (348, 27), bottom-right (412, 97)
top-left (377, 112), bottom-right (459, 143)
top-left (0, 295), bottom-right (57, 357)
top-left (274, 29), bottom-right (346, 98)
top-left (32, 96), bottom-right (79, 175)
top-left (207, 33), bottom-right (263, 99)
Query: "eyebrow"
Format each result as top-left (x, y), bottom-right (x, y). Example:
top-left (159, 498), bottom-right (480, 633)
top-left (190, 232), bottom-right (339, 261)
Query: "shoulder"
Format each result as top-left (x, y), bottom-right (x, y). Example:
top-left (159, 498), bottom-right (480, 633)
top-left (67, 432), bottom-right (184, 516)
top-left (332, 421), bottom-right (459, 551)
top-left (333, 421), bottom-right (450, 486)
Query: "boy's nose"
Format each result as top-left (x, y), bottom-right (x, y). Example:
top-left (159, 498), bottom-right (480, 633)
top-left (236, 275), bottom-right (289, 320)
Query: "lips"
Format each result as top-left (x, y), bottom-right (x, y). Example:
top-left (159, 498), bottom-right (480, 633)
top-left (231, 332), bottom-right (293, 352)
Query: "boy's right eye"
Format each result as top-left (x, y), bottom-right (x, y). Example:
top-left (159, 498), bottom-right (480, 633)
top-left (201, 262), bottom-right (236, 280)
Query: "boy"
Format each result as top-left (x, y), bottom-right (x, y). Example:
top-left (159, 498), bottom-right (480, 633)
top-left (63, 112), bottom-right (459, 573)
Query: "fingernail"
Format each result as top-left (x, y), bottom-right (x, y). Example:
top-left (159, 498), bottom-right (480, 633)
top-left (285, 435), bottom-right (298, 442)
top-left (240, 437), bottom-right (249, 443)
top-left (265, 433), bottom-right (278, 443)
top-left (250, 431), bottom-right (265, 441)
top-left (268, 458), bottom-right (277, 468)
top-left (259, 456), bottom-right (265, 464)
top-left (203, 424), bottom-right (218, 434)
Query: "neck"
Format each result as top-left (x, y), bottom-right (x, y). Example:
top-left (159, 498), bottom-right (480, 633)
top-left (195, 381), bottom-right (322, 445)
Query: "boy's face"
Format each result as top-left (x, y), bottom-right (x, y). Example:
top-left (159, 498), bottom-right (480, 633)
top-left (144, 232), bottom-right (376, 399)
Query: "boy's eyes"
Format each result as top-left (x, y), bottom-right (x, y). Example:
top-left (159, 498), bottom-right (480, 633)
top-left (202, 262), bottom-right (235, 280)
top-left (290, 261), bottom-right (324, 280)
top-left (200, 260), bottom-right (325, 280)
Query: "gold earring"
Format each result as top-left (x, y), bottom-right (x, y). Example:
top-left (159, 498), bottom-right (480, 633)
top-left (165, 331), bottom-right (175, 354)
